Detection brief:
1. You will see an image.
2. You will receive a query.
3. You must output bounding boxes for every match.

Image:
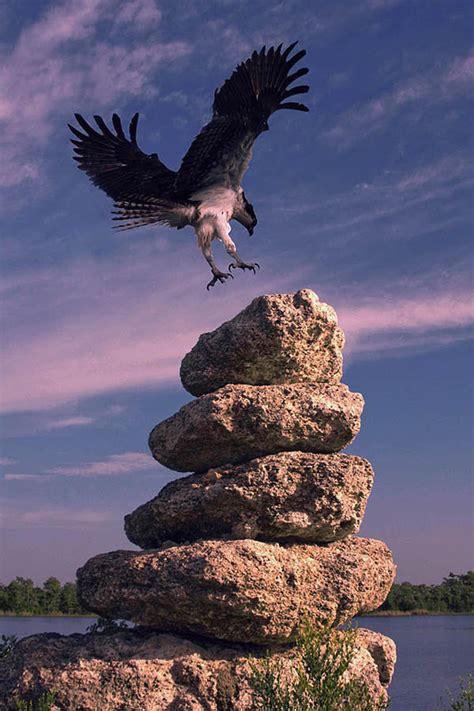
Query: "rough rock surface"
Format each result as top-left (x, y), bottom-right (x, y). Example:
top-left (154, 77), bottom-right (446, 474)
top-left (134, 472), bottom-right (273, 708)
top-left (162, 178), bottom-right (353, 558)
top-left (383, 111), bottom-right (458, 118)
top-left (356, 628), bottom-right (397, 686)
top-left (77, 537), bottom-right (395, 644)
top-left (180, 289), bottom-right (345, 396)
top-left (149, 383), bottom-right (364, 472)
top-left (0, 628), bottom-right (394, 710)
top-left (125, 452), bottom-right (374, 548)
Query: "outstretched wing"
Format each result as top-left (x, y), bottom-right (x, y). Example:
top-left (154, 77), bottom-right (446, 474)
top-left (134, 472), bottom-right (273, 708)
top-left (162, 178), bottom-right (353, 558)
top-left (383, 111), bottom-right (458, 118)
top-left (175, 42), bottom-right (309, 198)
top-left (69, 113), bottom-right (177, 201)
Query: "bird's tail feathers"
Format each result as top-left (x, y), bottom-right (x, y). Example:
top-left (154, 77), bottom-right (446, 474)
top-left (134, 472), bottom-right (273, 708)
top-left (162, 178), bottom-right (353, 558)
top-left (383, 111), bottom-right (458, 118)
top-left (112, 198), bottom-right (195, 231)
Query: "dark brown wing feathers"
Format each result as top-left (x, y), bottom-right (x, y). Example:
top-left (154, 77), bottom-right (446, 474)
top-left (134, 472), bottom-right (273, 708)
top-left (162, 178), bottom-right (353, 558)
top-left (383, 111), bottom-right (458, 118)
top-left (69, 43), bottom-right (309, 208)
top-left (69, 113), bottom-right (176, 201)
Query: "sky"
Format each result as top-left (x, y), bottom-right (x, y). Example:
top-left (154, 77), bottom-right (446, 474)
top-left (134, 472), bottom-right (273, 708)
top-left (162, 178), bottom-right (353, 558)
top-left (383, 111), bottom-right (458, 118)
top-left (0, 0), bottom-right (473, 586)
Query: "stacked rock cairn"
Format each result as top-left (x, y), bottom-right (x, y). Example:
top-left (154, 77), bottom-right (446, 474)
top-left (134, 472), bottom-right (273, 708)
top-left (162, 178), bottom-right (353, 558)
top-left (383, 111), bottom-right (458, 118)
top-left (0, 289), bottom-right (397, 710)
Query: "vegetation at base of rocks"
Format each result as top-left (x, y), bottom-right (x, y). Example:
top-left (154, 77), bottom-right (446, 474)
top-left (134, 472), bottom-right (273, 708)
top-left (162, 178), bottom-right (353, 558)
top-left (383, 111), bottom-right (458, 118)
top-left (443, 675), bottom-right (474, 711)
top-left (15, 691), bottom-right (56, 711)
top-left (86, 616), bottom-right (130, 634)
top-left (0, 577), bottom-right (88, 615)
top-left (250, 621), bottom-right (387, 711)
top-left (0, 634), bottom-right (17, 658)
top-left (379, 572), bottom-right (473, 614)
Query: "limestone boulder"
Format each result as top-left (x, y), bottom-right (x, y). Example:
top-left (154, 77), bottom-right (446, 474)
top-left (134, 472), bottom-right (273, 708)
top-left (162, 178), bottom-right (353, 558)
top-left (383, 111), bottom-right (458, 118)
top-left (125, 452), bottom-right (374, 548)
top-left (0, 628), bottom-right (394, 710)
top-left (180, 289), bottom-right (345, 396)
top-left (77, 537), bottom-right (395, 644)
top-left (149, 383), bottom-right (364, 472)
top-left (355, 628), bottom-right (397, 686)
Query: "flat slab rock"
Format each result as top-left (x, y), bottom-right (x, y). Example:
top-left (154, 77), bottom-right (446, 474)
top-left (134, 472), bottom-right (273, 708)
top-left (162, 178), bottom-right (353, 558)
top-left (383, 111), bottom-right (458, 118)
top-left (77, 537), bottom-right (395, 645)
top-left (0, 628), bottom-right (395, 710)
top-left (149, 383), bottom-right (364, 473)
top-left (125, 452), bottom-right (374, 548)
top-left (180, 289), bottom-right (345, 396)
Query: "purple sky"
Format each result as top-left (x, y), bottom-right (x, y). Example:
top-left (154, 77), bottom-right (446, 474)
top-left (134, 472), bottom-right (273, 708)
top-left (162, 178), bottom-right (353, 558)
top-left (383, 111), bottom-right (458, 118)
top-left (1, 0), bottom-right (473, 586)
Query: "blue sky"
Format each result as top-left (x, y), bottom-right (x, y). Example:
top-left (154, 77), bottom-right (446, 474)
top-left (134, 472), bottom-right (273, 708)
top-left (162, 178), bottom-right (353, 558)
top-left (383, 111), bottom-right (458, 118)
top-left (0, 0), bottom-right (473, 585)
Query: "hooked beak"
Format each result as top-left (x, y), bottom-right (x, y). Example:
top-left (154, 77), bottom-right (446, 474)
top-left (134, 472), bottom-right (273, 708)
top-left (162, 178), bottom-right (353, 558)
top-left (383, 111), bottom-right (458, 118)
top-left (248, 218), bottom-right (257, 236)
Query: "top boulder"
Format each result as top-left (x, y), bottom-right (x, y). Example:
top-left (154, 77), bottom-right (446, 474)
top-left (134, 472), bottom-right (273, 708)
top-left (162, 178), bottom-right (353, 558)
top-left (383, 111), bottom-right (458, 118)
top-left (180, 289), bottom-right (345, 396)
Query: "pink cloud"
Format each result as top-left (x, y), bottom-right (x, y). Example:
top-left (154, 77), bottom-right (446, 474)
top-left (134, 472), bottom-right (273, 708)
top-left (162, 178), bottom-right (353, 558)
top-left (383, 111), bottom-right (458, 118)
top-left (1, 227), bottom-right (472, 413)
top-left (0, 0), bottom-right (190, 188)
top-left (114, 0), bottom-right (161, 27)
top-left (340, 296), bottom-right (474, 335)
top-left (0, 235), bottom-right (305, 413)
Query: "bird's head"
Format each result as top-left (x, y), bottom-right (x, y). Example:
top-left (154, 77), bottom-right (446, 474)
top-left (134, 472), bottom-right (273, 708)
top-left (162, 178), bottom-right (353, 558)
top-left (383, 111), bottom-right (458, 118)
top-left (234, 189), bottom-right (258, 235)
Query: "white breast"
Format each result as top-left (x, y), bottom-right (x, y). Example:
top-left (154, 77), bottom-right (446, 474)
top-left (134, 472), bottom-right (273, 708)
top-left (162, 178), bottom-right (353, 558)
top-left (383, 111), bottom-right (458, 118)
top-left (190, 186), bottom-right (237, 219)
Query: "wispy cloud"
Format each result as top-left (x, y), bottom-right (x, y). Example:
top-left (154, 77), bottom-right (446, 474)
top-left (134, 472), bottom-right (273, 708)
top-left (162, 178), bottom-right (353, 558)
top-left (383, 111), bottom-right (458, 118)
top-left (45, 416), bottom-right (96, 430)
top-left (0, 458), bottom-right (16, 466)
top-left (0, 0), bottom-right (190, 188)
top-left (1, 227), bottom-right (472, 413)
top-left (4, 451), bottom-right (156, 481)
top-left (0, 504), bottom-right (114, 527)
top-left (0, 236), bottom-right (305, 413)
top-left (340, 290), bottom-right (474, 357)
top-left (324, 51), bottom-right (474, 147)
top-left (272, 154), bottom-right (473, 250)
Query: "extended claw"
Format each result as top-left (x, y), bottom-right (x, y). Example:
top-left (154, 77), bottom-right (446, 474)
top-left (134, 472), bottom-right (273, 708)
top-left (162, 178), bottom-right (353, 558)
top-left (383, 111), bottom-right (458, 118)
top-left (206, 270), bottom-right (233, 290)
top-left (229, 261), bottom-right (261, 273)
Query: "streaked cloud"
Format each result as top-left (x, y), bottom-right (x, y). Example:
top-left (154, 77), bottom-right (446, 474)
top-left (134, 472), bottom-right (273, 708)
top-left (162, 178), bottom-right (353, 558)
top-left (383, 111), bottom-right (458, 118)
top-left (324, 51), bottom-right (474, 147)
top-left (272, 154), bottom-right (473, 251)
top-left (0, 504), bottom-right (114, 527)
top-left (0, 458), bottom-right (16, 466)
top-left (0, 237), bottom-right (305, 413)
top-left (340, 290), bottom-right (474, 357)
top-left (0, 0), bottom-right (190, 188)
top-left (3, 451), bottom-right (156, 481)
top-left (44, 416), bottom-right (96, 430)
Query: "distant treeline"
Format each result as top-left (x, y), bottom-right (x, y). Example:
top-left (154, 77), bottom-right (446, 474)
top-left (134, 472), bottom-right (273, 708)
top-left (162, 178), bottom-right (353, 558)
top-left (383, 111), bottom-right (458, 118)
top-left (1, 571), bottom-right (473, 615)
top-left (0, 577), bottom-right (88, 615)
top-left (379, 572), bottom-right (474, 613)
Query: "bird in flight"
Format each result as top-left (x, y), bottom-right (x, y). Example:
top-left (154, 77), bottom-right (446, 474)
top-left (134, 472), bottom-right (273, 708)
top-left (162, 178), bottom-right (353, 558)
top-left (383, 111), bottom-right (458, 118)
top-left (69, 42), bottom-right (309, 290)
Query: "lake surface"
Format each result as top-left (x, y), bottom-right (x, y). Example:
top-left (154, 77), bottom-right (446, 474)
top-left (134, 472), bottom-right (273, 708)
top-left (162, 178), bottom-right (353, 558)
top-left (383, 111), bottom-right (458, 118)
top-left (1, 615), bottom-right (473, 710)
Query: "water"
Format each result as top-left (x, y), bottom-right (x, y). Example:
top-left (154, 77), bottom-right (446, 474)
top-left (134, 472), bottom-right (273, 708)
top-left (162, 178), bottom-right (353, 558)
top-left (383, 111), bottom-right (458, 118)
top-left (1, 615), bottom-right (473, 710)
top-left (355, 615), bottom-right (474, 711)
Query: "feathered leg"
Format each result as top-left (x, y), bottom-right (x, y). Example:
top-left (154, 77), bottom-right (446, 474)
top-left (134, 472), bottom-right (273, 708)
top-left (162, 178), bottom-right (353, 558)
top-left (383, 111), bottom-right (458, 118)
top-left (195, 216), bottom-right (233, 290)
top-left (215, 219), bottom-right (260, 274)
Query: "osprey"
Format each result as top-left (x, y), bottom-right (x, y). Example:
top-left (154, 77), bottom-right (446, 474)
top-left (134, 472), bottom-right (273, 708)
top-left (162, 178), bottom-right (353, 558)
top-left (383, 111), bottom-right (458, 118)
top-left (69, 43), bottom-right (309, 289)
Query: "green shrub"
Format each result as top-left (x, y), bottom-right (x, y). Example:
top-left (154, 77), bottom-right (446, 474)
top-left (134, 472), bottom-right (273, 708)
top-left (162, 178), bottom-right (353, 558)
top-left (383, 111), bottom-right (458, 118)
top-left (444, 674), bottom-right (474, 710)
top-left (16, 691), bottom-right (56, 710)
top-left (86, 616), bottom-right (129, 634)
top-left (250, 621), bottom-right (387, 711)
top-left (0, 634), bottom-right (17, 658)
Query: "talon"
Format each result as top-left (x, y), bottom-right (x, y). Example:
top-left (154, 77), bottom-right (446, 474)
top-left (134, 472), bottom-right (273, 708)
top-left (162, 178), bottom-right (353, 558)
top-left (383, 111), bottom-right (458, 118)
top-left (229, 261), bottom-right (261, 273)
top-left (206, 270), bottom-right (232, 290)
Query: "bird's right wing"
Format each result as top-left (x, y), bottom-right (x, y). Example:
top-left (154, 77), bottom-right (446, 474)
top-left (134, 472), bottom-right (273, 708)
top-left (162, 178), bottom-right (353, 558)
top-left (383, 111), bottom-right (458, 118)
top-left (69, 113), bottom-right (177, 201)
top-left (175, 42), bottom-right (309, 197)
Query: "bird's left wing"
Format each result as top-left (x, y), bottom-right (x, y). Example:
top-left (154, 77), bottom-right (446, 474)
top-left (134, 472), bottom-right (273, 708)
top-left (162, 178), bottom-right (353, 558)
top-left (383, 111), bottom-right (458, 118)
top-left (175, 42), bottom-right (309, 198)
top-left (69, 113), bottom-right (177, 201)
